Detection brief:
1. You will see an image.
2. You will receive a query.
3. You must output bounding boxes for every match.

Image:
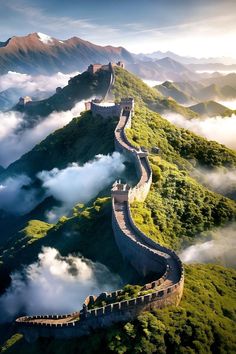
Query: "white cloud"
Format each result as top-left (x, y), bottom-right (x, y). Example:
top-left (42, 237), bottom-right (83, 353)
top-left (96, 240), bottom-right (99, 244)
top-left (217, 100), bottom-right (236, 110)
top-left (0, 175), bottom-right (38, 214)
top-left (0, 71), bottom-right (79, 93)
top-left (0, 247), bottom-right (121, 322)
top-left (179, 224), bottom-right (236, 268)
top-left (142, 79), bottom-right (163, 87)
top-left (38, 152), bottom-right (126, 221)
top-left (192, 168), bottom-right (236, 198)
top-left (0, 101), bottom-right (86, 167)
top-left (164, 112), bottom-right (236, 150)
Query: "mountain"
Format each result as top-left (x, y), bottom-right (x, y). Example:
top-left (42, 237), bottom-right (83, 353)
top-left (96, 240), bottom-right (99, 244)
top-left (203, 73), bottom-right (236, 89)
top-left (155, 80), bottom-right (236, 106)
top-left (138, 50), bottom-right (236, 65)
top-left (12, 67), bottom-right (112, 125)
top-left (127, 57), bottom-right (199, 82)
top-left (189, 100), bottom-right (235, 117)
top-left (0, 87), bottom-right (53, 111)
top-left (188, 62), bottom-right (236, 72)
top-left (155, 81), bottom-right (196, 105)
top-left (1, 66), bottom-right (236, 352)
top-left (0, 33), bottom-right (134, 75)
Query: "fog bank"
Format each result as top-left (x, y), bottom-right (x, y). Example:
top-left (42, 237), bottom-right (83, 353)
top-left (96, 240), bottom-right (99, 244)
top-left (38, 152), bottom-right (126, 221)
top-left (0, 101), bottom-right (86, 167)
top-left (179, 224), bottom-right (236, 268)
top-left (0, 71), bottom-right (80, 94)
top-left (164, 112), bottom-right (236, 150)
top-left (0, 247), bottom-right (121, 322)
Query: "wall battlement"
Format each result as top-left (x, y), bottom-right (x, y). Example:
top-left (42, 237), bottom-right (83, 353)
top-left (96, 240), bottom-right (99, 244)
top-left (16, 94), bottom-right (184, 342)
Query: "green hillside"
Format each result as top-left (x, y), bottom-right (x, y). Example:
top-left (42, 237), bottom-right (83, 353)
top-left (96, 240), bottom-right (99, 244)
top-left (155, 81), bottom-right (195, 105)
top-left (112, 67), bottom-right (198, 118)
top-left (189, 100), bottom-right (235, 117)
top-left (15, 69), bottom-right (112, 120)
top-left (0, 67), bottom-right (236, 353)
top-left (2, 264), bottom-right (236, 354)
top-left (1, 110), bottom-right (117, 179)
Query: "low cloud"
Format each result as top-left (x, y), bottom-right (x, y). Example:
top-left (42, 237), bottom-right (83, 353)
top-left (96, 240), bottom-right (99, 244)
top-left (0, 247), bottom-right (121, 322)
top-left (217, 100), bottom-right (236, 110)
top-left (0, 153), bottom-right (125, 217)
top-left (0, 101), bottom-right (86, 167)
top-left (0, 71), bottom-right (79, 94)
top-left (192, 167), bottom-right (236, 199)
top-left (0, 175), bottom-right (39, 214)
top-left (38, 152), bottom-right (126, 221)
top-left (179, 224), bottom-right (236, 268)
top-left (164, 112), bottom-right (236, 150)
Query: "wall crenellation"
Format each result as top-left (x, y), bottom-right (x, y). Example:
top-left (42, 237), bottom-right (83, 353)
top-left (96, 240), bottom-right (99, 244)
top-left (15, 66), bottom-right (184, 342)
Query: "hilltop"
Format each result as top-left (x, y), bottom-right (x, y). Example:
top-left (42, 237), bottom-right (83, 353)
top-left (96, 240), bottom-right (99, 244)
top-left (0, 66), bottom-right (236, 353)
top-left (189, 100), bottom-right (235, 117)
top-left (14, 68), bottom-right (112, 121)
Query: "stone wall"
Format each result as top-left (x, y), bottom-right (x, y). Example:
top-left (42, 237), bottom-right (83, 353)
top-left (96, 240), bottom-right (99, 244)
top-left (16, 96), bottom-right (184, 341)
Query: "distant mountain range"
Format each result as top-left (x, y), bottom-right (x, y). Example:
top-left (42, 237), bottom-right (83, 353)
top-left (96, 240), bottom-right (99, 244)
top-left (0, 32), bottom-right (133, 75)
top-left (155, 74), bottom-right (236, 107)
top-left (2, 32), bottom-right (235, 83)
top-left (136, 50), bottom-right (236, 66)
top-left (126, 57), bottom-right (200, 82)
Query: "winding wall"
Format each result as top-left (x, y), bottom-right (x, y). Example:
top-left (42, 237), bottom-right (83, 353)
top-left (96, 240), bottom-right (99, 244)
top-left (15, 97), bottom-right (184, 342)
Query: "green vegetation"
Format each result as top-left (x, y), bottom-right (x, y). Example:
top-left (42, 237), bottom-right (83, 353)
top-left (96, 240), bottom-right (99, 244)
top-left (112, 67), bottom-right (198, 118)
top-left (2, 110), bottom-right (117, 178)
top-left (89, 285), bottom-right (158, 310)
top-left (1, 67), bottom-right (236, 353)
top-left (126, 106), bottom-right (236, 169)
top-left (17, 69), bottom-right (111, 119)
top-left (2, 264), bottom-right (236, 354)
top-left (189, 100), bottom-right (235, 117)
top-left (131, 157), bottom-right (236, 249)
top-left (0, 199), bottom-right (138, 285)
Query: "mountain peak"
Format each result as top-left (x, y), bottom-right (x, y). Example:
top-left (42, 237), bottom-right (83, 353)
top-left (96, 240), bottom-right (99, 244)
top-left (36, 32), bottom-right (54, 44)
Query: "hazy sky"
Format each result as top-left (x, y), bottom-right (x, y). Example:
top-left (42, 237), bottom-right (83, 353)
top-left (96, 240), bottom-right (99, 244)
top-left (1, 0), bottom-right (236, 57)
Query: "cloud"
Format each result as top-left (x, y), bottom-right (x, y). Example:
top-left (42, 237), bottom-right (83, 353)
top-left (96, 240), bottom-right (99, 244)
top-left (142, 79), bottom-right (164, 87)
top-left (0, 175), bottom-right (38, 214)
top-left (179, 224), bottom-right (236, 268)
top-left (217, 100), bottom-right (236, 110)
top-left (0, 247), bottom-right (122, 322)
top-left (164, 112), bottom-right (236, 150)
top-left (192, 168), bottom-right (236, 199)
top-left (0, 71), bottom-right (79, 94)
top-left (38, 152), bottom-right (126, 221)
top-left (0, 101), bottom-right (86, 167)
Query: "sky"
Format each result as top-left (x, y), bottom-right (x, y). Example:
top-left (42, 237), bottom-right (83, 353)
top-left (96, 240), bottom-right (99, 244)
top-left (0, 0), bottom-right (236, 57)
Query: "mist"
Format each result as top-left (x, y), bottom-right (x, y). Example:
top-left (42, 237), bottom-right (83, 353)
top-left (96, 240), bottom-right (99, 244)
top-left (0, 247), bottom-right (122, 322)
top-left (0, 101), bottom-right (86, 167)
top-left (192, 167), bottom-right (236, 199)
top-left (164, 112), bottom-right (236, 150)
top-left (38, 152), bottom-right (126, 221)
top-left (0, 71), bottom-right (80, 94)
top-left (217, 100), bottom-right (236, 110)
top-left (0, 175), bottom-right (39, 214)
top-left (179, 224), bottom-right (236, 269)
top-left (142, 79), bottom-right (163, 87)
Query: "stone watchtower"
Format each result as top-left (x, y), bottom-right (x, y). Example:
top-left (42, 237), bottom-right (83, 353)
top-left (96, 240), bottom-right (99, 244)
top-left (120, 98), bottom-right (134, 113)
top-left (111, 180), bottom-right (130, 203)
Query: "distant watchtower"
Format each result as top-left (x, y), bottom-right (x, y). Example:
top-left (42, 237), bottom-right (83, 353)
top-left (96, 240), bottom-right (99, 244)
top-left (120, 98), bottom-right (134, 112)
top-left (87, 64), bottom-right (103, 74)
top-left (116, 61), bottom-right (125, 69)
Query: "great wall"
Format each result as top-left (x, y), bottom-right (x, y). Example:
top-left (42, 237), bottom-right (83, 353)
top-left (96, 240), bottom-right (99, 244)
top-left (15, 64), bottom-right (184, 342)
